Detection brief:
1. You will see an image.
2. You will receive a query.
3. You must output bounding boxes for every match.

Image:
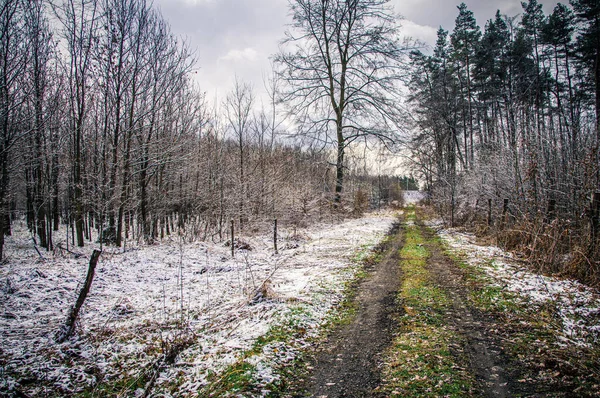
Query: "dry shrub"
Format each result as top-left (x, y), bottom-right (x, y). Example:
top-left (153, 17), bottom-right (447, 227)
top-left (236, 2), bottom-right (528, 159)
top-left (415, 204), bottom-right (438, 222)
top-left (389, 185), bottom-right (405, 208)
top-left (568, 249), bottom-right (600, 287)
top-left (492, 217), bottom-right (600, 286)
top-left (224, 238), bottom-right (253, 251)
top-left (352, 188), bottom-right (369, 216)
top-left (250, 279), bottom-right (277, 304)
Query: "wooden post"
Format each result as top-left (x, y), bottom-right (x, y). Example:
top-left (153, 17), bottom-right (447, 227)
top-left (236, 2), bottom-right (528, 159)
top-left (487, 199), bottom-right (492, 226)
top-left (58, 249), bottom-right (101, 342)
top-left (274, 219), bottom-right (278, 254)
top-left (230, 219), bottom-right (235, 258)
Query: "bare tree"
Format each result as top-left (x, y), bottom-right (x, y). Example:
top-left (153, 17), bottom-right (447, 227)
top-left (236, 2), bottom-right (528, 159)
top-left (135, 15), bottom-right (196, 242)
top-left (98, 0), bottom-right (140, 241)
top-left (274, 0), bottom-right (412, 206)
top-left (57, 0), bottom-right (99, 247)
top-left (0, 0), bottom-right (28, 260)
top-left (23, 0), bottom-right (57, 250)
top-left (223, 78), bottom-right (254, 228)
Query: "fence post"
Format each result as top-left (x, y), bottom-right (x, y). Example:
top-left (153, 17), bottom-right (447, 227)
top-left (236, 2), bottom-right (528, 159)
top-left (230, 219), bottom-right (235, 258)
top-left (58, 249), bottom-right (101, 342)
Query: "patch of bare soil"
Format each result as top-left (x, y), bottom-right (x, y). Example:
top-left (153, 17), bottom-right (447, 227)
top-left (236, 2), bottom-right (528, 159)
top-left (306, 222), bottom-right (403, 397)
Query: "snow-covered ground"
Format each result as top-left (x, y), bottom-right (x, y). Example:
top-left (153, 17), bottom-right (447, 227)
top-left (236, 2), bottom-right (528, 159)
top-left (0, 212), bottom-right (395, 396)
top-left (430, 221), bottom-right (600, 348)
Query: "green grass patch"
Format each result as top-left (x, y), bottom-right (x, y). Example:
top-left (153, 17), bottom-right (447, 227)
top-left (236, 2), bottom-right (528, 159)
top-left (380, 209), bottom-right (474, 397)
top-left (380, 325), bottom-right (473, 397)
top-left (471, 285), bottom-right (523, 315)
top-left (200, 361), bottom-right (258, 397)
top-left (199, 305), bottom-right (312, 397)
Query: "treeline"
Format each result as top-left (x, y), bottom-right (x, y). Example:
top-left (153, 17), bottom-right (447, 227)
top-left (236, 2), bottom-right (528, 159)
top-left (0, 0), bottom-right (403, 260)
top-left (406, 0), bottom-right (600, 284)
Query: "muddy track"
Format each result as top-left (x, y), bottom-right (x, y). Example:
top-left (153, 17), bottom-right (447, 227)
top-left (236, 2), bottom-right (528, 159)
top-left (303, 215), bottom-right (546, 398)
top-left (420, 223), bottom-right (548, 398)
top-left (420, 225), bottom-right (511, 397)
top-left (307, 222), bottom-right (403, 397)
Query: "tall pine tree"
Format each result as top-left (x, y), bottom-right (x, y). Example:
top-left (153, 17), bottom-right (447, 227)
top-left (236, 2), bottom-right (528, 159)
top-left (451, 3), bottom-right (481, 169)
top-left (570, 0), bottom-right (600, 155)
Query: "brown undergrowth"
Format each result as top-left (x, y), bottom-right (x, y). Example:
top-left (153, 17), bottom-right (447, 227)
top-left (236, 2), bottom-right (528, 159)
top-left (441, 202), bottom-right (600, 288)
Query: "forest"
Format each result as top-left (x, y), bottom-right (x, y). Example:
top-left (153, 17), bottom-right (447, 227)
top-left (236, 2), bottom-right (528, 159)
top-left (406, 0), bottom-right (600, 286)
top-left (0, 0), bottom-right (407, 263)
top-left (1, 0), bottom-right (600, 396)
top-left (6, 0), bottom-right (598, 287)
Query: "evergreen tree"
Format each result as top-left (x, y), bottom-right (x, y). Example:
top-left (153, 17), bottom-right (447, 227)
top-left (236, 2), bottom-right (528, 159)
top-left (542, 3), bottom-right (577, 159)
top-left (520, 0), bottom-right (548, 140)
top-left (450, 3), bottom-right (481, 169)
top-left (473, 11), bottom-right (510, 146)
top-left (570, 0), bottom-right (600, 146)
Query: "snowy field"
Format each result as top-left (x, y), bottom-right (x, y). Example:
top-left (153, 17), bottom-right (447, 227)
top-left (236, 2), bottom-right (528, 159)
top-left (430, 222), bottom-right (600, 348)
top-left (0, 212), bottom-right (395, 396)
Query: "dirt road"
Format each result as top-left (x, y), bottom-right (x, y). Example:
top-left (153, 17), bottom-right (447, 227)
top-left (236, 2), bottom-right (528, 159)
top-left (304, 211), bottom-right (557, 397)
top-left (307, 222), bottom-right (403, 397)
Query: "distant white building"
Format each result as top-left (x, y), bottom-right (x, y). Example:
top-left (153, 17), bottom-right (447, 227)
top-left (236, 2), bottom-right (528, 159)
top-left (403, 190), bottom-right (426, 205)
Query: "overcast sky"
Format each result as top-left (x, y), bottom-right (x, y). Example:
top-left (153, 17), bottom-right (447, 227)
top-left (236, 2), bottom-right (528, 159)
top-left (154, 0), bottom-right (559, 105)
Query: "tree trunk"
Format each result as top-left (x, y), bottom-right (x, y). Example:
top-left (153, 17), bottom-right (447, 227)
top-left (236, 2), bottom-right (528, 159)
top-left (0, 206), bottom-right (4, 261)
top-left (334, 122), bottom-right (345, 207)
top-left (594, 42), bottom-right (600, 187)
top-left (74, 116), bottom-right (85, 247)
top-left (139, 152), bottom-right (149, 240)
top-left (116, 133), bottom-right (131, 247)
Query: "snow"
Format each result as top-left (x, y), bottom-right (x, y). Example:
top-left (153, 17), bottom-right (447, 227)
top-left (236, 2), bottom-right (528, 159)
top-left (432, 222), bottom-right (600, 347)
top-left (0, 212), bottom-right (395, 396)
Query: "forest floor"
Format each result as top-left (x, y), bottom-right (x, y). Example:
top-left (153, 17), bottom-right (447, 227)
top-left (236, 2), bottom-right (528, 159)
top-left (1, 204), bottom-right (600, 397)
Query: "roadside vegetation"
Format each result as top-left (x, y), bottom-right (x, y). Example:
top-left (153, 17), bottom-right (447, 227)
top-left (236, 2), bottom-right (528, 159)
top-left (448, 239), bottom-right (600, 396)
top-left (420, 206), bottom-right (600, 397)
top-left (378, 205), bottom-right (600, 397)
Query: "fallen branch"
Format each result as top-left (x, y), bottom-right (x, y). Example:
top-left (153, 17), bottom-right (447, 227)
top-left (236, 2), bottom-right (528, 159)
top-left (57, 249), bottom-right (101, 343)
top-left (56, 243), bottom-right (83, 258)
top-left (142, 332), bottom-right (196, 397)
top-left (31, 238), bottom-right (44, 260)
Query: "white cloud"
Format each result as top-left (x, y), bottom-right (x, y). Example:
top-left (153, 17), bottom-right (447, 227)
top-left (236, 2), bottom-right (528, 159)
top-left (218, 47), bottom-right (259, 63)
top-left (400, 19), bottom-right (438, 47)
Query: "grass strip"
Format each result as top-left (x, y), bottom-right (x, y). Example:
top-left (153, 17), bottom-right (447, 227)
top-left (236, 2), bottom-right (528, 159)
top-left (379, 207), bottom-right (474, 397)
